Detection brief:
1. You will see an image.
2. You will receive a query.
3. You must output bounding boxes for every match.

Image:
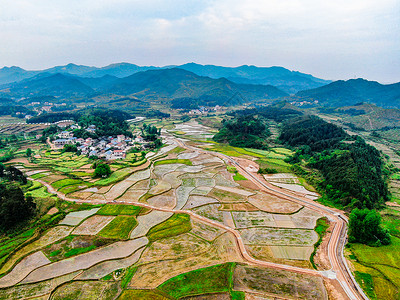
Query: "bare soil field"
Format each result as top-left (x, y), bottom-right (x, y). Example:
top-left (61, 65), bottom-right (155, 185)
top-left (233, 264), bottom-right (327, 299)
top-left (220, 202), bottom-right (259, 211)
top-left (130, 232), bottom-right (241, 289)
top-left (239, 227), bottom-right (318, 246)
top-left (248, 192), bottom-right (303, 214)
top-left (193, 204), bottom-right (225, 223)
top-left (59, 207), bottom-right (100, 226)
top-left (139, 233), bottom-right (210, 264)
top-left (77, 246), bottom-right (146, 280)
top-left (190, 220), bottom-right (226, 242)
top-left (214, 185), bottom-right (255, 197)
top-left (0, 251), bottom-right (50, 288)
top-left (0, 271), bottom-right (81, 300)
top-left (130, 211), bottom-right (173, 239)
top-left (51, 280), bottom-right (121, 300)
top-left (175, 186), bottom-right (195, 209)
top-left (0, 226), bottom-right (73, 274)
top-left (147, 190), bottom-right (176, 209)
top-left (183, 195), bottom-right (219, 209)
top-left (72, 215), bottom-right (115, 235)
top-left (21, 237), bottom-right (148, 284)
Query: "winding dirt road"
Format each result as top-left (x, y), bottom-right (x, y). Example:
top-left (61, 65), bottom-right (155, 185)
top-left (28, 137), bottom-right (368, 299)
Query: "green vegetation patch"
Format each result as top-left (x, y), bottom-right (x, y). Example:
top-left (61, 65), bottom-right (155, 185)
top-left (43, 235), bottom-right (115, 261)
top-left (98, 216), bottom-right (138, 240)
top-left (233, 173), bottom-right (247, 181)
top-left (120, 266), bottom-right (138, 289)
top-left (158, 263), bottom-right (233, 299)
top-left (97, 204), bottom-right (142, 216)
top-left (310, 217), bottom-right (329, 269)
top-left (118, 289), bottom-right (168, 300)
top-left (147, 213), bottom-right (191, 242)
top-left (58, 183), bottom-right (90, 195)
top-left (52, 178), bottom-right (83, 190)
top-left (154, 159), bottom-right (192, 166)
top-left (94, 167), bottom-right (134, 186)
top-left (354, 271), bottom-right (376, 300)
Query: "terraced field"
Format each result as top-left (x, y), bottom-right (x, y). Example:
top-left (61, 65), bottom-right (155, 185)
top-left (0, 121), bottom-right (335, 300)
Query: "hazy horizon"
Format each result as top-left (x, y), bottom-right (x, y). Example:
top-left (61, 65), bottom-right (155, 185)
top-left (1, 0), bottom-right (399, 83)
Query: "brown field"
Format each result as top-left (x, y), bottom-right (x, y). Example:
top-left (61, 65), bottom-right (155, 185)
top-left (72, 215), bottom-right (115, 235)
top-left (0, 226), bottom-right (73, 274)
top-left (21, 237), bottom-right (149, 284)
top-left (0, 251), bottom-right (50, 288)
top-left (233, 264), bottom-right (327, 299)
top-left (248, 192), bottom-right (303, 214)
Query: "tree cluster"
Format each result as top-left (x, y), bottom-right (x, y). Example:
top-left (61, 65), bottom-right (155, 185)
top-left (349, 208), bottom-right (391, 246)
top-left (93, 163), bottom-right (112, 178)
top-left (0, 164), bottom-right (27, 184)
top-left (213, 115), bottom-right (270, 150)
top-left (0, 183), bottom-right (36, 230)
top-left (141, 124), bottom-right (162, 148)
top-left (280, 116), bottom-right (388, 209)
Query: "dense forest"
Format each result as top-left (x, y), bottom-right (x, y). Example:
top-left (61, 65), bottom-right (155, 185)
top-left (74, 108), bottom-right (133, 138)
top-left (213, 115), bottom-right (270, 149)
top-left (229, 105), bottom-right (303, 122)
top-left (0, 165), bottom-right (35, 230)
top-left (279, 115), bottom-right (388, 209)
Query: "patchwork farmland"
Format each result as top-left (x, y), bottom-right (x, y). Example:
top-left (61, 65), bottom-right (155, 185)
top-left (0, 120), bottom-right (360, 299)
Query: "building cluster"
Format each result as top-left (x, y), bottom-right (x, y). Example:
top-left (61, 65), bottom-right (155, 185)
top-left (53, 128), bottom-right (145, 160)
top-left (188, 105), bottom-right (221, 115)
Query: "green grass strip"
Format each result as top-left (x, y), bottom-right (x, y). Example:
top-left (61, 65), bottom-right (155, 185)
top-left (97, 204), bottom-right (142, 216)
top-left (147, 213), bottom-right (191, 242)
top-left (310, 217), bottom-right (329, 269)
top-left (98, 216), bottom-right (138, 240)
top-left (154, 159), bottom-right (192, 166)
top-left (158, 263), bottom-right (233, 299)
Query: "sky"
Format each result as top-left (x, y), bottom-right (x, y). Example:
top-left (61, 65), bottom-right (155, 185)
top-left (0, 0), bottom-right (399, 83)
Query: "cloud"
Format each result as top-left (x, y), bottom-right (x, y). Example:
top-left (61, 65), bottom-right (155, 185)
top-left (0, 0), bottom-right (398, 82)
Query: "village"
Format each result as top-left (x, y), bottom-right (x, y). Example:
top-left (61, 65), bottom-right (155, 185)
top-left (52, 124), bottom-right (146, 161)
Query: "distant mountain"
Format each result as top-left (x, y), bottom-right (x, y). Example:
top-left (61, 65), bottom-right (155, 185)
top-left (43, 63), bottom-right (97, 76)
top-left (291, 78), bottom-right (400, 108)
top-left (177, 63), bottom-right (331, 94)
top-left (0, 73), bottom-right (94, 98)
top-left (0, 69), bottom-right (287, 105)
top-left (0, 66), bottom-right (38, 85)
top-left (0, 63), bottom-right (330, 93)
top-left (107, 68), bottom-right (288, 105)
top-left (83, 63), bottom-right (159, 78)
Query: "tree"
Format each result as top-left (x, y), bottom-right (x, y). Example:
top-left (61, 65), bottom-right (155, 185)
top-left (62, 144), bottom-right (77, 153)
top-left (93, 164), bottom-right (112, 178)
top-left (4, 166), bottom-right (27, 184)
top-left (348, 208), bottom-right (391, 246)
top-left (0, 183), bottom-right (36, 229)
top-left (26, 148), bottom-right (32, 157)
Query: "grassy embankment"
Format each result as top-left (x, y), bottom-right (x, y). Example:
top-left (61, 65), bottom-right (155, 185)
top-left (348, 207), bottom-right (400, 299)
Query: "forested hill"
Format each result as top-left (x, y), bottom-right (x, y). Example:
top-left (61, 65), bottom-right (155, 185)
top-left (290, 78), bottom-right (400, 108)
top-left (0, 68), bottom-right (288, 105)
top-left (280, 115), bottom-right (388, 209)
top-left (213, 106), bottom-right (389, 210)
top-left (0, 63), bottom-right (330, 94)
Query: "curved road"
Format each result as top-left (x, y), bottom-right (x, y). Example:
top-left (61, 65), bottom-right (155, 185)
top-left (28, 137), bottom-right (367, 300)
top-left (174, 138), bottom-right (368, 300)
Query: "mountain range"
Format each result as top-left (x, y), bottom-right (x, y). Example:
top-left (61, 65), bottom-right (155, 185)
top-left (0, 68), bottom-right (288, 105)
top-left (291, 78), bottom-right (400, 108)
top-left (0, 63), bottom-right (399, 109)
top-left (0, 62), bottom-right (330, 94)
